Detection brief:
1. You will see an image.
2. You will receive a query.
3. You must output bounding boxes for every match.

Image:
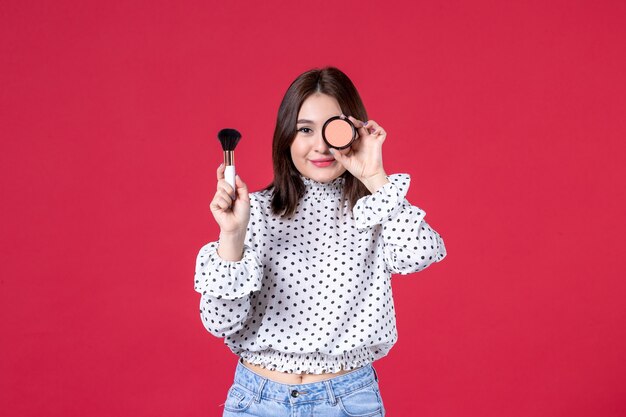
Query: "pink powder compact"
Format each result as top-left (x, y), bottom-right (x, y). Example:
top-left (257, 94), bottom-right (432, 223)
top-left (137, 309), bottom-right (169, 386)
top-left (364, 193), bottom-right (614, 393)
top-left (322, 116), bottom-right (359, 150)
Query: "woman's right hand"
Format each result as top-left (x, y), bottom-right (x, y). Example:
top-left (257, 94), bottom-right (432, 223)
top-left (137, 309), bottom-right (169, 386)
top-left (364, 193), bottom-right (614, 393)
top-left (209, 163), bottom-right (250, 236)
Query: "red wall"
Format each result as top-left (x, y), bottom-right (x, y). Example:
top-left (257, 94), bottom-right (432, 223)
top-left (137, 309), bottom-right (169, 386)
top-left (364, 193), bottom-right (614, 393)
top-left (1, 1), bottom-right (625, 416)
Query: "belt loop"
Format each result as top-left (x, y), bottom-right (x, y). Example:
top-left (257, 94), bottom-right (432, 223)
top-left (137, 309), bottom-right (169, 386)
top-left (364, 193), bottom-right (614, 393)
top-left (254, 378), bottom-right (267, 403)
top-left (323, 380), bottom-right (337, 406)
top-left (372, 365), bottom-right (379, 382)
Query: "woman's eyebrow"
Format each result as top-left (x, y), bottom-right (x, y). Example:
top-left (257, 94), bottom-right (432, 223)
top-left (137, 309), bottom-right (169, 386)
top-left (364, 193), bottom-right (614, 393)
top-left (296, 119), bottom-right (315, 124)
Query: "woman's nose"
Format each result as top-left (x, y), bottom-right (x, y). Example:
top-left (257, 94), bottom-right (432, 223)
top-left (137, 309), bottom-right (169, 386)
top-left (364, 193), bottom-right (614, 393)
top-left (313, 130), bottom-right (330, 152)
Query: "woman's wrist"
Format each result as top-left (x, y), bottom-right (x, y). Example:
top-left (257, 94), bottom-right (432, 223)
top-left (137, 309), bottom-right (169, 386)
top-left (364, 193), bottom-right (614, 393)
top-left (361, 172), bottom-right (389, 194)
top-left (217, 230), bottom-right (246, 261)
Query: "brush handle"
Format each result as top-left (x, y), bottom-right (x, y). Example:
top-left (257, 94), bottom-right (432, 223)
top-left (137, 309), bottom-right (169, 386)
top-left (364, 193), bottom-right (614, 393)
top-left (224, 164), bottom-right (236, 195)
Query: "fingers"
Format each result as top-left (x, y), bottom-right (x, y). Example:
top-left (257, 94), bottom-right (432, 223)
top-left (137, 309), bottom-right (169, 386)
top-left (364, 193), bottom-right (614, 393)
top-left (216, 179), bottom-right (234, 199)
top-left (214, 166), bottom-right (249, 206)
top-left (234, 174), bottom-right (249, 201)
top-left (210, 189), bottom-right (235, 211)
top-left (216, 163), bottom-right (242, 200)
top-left (210, 176), bottom-right (245, 214)
top-left (216, 162), bottom-right (225, 180)
top-left (346, 116), bottom-right (385, 139)
top-left (344, 115), bottom-right (368, 139)
top-left (345, 115), bottom-right (365, 128)
top-left (215, 177), bottom-right (235, 203)
top-left (363, 119), bottom-right (384, 136)
top-left (353, 117), bottom-right (386, 141)
top-left (329, 147), bottom-right (347, 160)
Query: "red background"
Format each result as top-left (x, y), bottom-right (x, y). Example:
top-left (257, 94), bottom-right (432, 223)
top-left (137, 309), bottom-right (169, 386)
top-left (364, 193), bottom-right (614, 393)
top-left (2, 1), bottom-right (625, 416)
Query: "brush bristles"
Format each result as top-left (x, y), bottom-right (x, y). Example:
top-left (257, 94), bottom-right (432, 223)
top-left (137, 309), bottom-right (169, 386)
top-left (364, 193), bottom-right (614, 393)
top-left (217, 128), bottom-right (242, 151)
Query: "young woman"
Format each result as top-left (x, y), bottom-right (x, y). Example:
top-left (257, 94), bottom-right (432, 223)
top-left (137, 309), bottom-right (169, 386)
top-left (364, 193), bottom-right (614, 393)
top-left (194, 67), bottom-right (447, 417)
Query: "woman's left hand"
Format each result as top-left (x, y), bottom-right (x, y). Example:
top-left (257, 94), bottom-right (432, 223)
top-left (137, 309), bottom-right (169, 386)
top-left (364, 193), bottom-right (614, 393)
top-left (330, 115), bottom-right (389, 193)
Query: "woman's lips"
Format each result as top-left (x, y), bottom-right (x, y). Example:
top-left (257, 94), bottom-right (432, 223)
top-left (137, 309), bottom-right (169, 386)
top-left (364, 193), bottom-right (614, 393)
top-left (310, 159), bottom-right (335, 167)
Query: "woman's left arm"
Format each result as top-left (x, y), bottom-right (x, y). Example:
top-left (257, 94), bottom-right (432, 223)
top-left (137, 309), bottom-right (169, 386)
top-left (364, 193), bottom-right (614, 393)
top-left (330, 117), bottom-right (447, 274)
top-left (353, 173), bottom-right (447, 275)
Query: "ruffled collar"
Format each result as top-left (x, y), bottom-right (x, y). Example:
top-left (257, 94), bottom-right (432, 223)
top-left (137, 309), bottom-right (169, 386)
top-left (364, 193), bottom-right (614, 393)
top-left (299, 173), bottom-right (345, 199)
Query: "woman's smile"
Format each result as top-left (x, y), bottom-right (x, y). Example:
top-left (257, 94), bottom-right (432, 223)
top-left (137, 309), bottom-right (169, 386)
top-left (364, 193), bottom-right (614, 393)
top-left (310, 158), bottom-right (336, 168)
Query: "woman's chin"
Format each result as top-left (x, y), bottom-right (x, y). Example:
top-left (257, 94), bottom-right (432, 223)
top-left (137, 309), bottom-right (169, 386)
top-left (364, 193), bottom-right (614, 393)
top-left (306, 169), bottom-right (345, 183)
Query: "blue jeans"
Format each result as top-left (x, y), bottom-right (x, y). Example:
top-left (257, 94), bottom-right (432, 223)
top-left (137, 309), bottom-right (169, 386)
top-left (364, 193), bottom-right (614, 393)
top-left (222, 358), bottom-right (386, 416)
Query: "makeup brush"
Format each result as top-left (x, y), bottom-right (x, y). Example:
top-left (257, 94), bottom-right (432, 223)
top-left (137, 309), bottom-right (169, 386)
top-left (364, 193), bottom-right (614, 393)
top-left (217, 128), bottom-right (242, 194)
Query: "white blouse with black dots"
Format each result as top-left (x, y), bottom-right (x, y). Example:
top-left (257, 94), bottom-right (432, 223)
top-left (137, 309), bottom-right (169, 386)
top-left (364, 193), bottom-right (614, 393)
top-left (194, 173), bottom-right (447, 374)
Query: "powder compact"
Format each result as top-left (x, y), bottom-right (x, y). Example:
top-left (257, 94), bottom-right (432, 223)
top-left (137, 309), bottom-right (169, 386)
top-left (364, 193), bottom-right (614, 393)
top-left (322, 116), bottom-right (359, 150)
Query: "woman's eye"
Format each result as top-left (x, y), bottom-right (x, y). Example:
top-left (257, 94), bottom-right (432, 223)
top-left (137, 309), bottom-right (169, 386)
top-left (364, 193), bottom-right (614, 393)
top-left (297, 127), bottom-right (312, 134)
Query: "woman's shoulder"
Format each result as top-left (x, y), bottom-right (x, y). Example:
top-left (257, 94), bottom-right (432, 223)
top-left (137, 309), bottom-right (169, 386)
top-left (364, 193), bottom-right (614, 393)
top-left (248, 186), bottom-right (274, 212)
top-left (250, 186), bottom-right (273, 201)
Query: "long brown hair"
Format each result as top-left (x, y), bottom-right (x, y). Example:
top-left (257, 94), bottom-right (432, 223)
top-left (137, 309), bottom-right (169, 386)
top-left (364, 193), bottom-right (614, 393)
top-left (263, 67), bottom-right (371, 218)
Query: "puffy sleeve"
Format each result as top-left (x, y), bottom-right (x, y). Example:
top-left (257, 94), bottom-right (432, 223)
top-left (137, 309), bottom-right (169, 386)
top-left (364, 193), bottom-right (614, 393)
top-left (194, 241), bottom-right (263, 300)
top-left (193, 194), bottom-right (265, 337)
top-left (353, 173), bottom-right (447, 275)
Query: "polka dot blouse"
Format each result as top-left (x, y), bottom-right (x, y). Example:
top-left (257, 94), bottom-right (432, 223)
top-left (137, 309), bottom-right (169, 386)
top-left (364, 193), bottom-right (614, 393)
top-left (194, 173), bottom-right (447, 374)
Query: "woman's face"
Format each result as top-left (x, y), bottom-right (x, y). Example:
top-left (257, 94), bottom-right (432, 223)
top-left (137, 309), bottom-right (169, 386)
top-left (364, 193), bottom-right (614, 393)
top-left (290, 93), bottom-right (347, 183)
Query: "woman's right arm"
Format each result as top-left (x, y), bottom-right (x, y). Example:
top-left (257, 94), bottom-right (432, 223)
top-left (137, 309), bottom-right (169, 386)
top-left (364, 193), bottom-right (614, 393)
top-left (193, 164), bottom-right (263, 338)
top-left (194, 237), bottom-right (263, 338)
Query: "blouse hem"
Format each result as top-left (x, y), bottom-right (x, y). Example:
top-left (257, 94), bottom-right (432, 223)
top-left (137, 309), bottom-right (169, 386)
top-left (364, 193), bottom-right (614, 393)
top-left (235, 345), bottom-right (392, 374)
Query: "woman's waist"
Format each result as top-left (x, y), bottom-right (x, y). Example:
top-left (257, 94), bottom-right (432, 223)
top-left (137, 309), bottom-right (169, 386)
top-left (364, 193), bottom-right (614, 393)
top-left (234, 357), bottom-right (381, 399)
top-left (234, 345), bottom-right (392, 376)
top-left (241, 358), bottom-right (356, 384)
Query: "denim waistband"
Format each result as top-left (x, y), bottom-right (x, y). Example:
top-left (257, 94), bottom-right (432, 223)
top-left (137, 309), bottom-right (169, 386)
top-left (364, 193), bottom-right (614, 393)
top-left (232, 358), bottom-right (379, 404)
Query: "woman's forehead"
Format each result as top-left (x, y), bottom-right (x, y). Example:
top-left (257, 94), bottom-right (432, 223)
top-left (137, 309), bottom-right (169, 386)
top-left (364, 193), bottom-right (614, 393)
top-left (298, 93), bottom-right (341, 122)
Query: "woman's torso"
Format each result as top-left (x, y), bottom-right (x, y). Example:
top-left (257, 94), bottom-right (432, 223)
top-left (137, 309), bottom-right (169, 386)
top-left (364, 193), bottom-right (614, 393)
top-left (242, 359), bottom-right (359, 384)
top-left (233, 185), bottom-right (385, 383)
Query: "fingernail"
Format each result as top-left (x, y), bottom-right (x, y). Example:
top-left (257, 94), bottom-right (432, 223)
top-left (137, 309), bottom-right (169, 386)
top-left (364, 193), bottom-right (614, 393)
top-left (363, 121), bottom-right (368, 126)
top-left (329, 149), bottom-right (335, 154)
